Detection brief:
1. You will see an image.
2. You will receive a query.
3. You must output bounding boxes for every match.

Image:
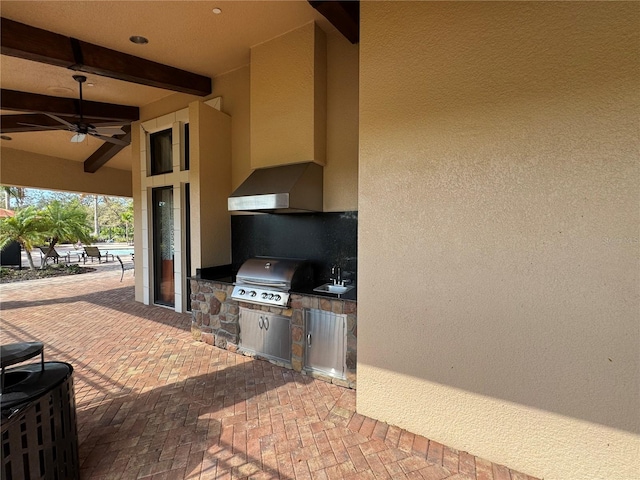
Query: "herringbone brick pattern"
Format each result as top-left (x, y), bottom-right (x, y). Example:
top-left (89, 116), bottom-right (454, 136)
top-left (0, 271), bottom-right (539, 480)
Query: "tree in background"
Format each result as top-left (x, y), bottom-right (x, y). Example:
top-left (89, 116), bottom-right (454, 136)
top-left (94, 196), bottom-right (132, 241)
top-left (28, 189), bottom-right (83, 209)
top-left (0, 206), bottom-right (47, 270)
top-left (40, 200), bottom-right (92, 269)
top-left (120, 203), bottom-right (134, 243)
top-left (0, 187), bottom-right (133, 243)
top-left (1, 186), bottom-right (25, 209)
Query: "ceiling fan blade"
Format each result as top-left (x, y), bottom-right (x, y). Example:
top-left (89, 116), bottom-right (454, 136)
top-left (42, 112), bottom-right (76, 129)
top-left (90, 120), bottom-right (130, 127)
top-left (16, 122), bottom-right (68, 131)
top-left (93, 127), bottom-right (125, 135)
top-left (89, 132), bottom-right (130, 146)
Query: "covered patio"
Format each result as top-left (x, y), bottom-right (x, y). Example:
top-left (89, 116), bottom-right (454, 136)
top-left (1, 2), bottom-right (637, 478)
top-left (0, 272), bottom-right (537, 479)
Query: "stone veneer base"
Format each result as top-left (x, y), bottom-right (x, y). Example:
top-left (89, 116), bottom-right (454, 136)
top-left (190, 279), bottom-right (357, 389)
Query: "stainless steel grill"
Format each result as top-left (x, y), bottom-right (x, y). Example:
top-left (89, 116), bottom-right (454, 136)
top-left (231, 257), bottom-right (311, 307)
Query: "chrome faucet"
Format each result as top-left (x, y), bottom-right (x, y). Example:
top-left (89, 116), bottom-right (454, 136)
top-left (331, 265), bottom-right (342, 285)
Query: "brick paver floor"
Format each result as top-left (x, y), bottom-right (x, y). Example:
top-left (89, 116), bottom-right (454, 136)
top-left (0, 270), bottom-right (539, 480)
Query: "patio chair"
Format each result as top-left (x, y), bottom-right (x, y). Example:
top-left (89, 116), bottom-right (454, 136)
top-left (83, 246), bottom-right (114, 264)
top-left (38, 246), bottom-right (69, 265)
top-left (116, 255), bottom-right (134, 281)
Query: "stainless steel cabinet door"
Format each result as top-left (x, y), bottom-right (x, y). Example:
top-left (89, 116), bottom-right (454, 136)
top-left (305, 309), bottom-right (346, 379)
top-left (261, 313), bottom-right (292, 363)
top-left (239, 308), bottom-right (263, 353)
top-left (239, 308), bottom-right (291, 363)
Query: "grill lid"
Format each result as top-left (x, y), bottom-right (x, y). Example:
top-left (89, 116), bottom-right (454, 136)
top-left (232, 257), bottom-right (311, 307)
top-left (235, 257), bottom-right (306, 288)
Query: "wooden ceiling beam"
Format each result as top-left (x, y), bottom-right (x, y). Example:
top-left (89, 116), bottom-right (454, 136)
top-left (308, 1), bottom-right (359, 44)
top-left (1, 17), bottom-right (212, 96)
top-left (0, 17), bottom-right (74, 66)
top-left (75, 40), bottom-right (211, 96)
top-left (84, 125), bottom-right (132, 173)
top-left (1, 89), bottom-right (139, 122)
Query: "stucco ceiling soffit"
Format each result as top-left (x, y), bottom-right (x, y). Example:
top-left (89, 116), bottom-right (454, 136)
top-left (1, 17), bottom-right (212, 96)
top-left (308, 1), bottom-right (359, 44)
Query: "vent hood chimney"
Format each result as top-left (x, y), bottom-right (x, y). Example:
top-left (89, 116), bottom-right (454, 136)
top-left (228, 162), bottom-right (323, 213)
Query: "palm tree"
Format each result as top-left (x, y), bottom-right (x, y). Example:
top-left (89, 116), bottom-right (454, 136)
top-left (40, 201), bottom-right (92, 269)
top-left (0, 206), bottom-right (47, 270)
top-left (1, 186), bottom-right (25, 209)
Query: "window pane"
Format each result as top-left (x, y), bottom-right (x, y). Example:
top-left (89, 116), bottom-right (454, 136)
top-left (150, 129), bottom-right (173, 175)
top-left (184, 123), bottom-right (190, 171)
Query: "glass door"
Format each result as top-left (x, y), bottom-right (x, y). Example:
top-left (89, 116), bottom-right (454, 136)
top-left (152, 187), bottom-right (174, 307)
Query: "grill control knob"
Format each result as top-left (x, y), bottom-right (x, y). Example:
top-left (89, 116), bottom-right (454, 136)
top-left (249, 291), bottom-right (257, 297)
top-left (274, 294), bottom-right (281, 301)
top-left (261, 293), bottom-right (268, 299)
top-left (238, 289), bottom-right (246, 295)
top-left (268, 294), bottom-right (274, 300)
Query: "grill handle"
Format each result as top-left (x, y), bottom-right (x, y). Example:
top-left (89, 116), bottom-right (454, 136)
top-left (237, 279), bottom-right (289, 289)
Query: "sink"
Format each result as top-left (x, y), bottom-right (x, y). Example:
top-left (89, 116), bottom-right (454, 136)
top-left (313, 283), bottom-right (354, 295)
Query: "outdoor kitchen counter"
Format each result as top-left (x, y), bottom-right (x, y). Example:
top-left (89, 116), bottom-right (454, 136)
top-left (191, 267), bottom-right (358, 301)
top-left (190, 271), bottom-right (358, 388)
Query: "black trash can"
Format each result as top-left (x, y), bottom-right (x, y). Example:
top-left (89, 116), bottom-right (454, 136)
top-left (0, 240), bottom-right (21, 267)
top-left (1, 342), bottom-right (79, 480)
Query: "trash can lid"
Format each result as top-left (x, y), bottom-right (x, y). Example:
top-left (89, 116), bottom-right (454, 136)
top-left (1, 362), bottom-right (73, 413)
top-left (1, 342), bottom-right (44, 369)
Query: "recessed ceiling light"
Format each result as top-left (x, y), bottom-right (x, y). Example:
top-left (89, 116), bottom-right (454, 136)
top-left (1, 135), bottom-right (12, 141)
top-left (212, 7), bottom-right (222, 14)
top-left (129, 35), bottom-right (149, 45)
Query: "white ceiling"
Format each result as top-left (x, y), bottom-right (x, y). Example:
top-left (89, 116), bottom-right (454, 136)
top-left (0, 1), bottom-right (331, 171)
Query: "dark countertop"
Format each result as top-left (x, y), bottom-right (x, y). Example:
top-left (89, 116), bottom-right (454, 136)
top-left (191, 265), bottom-right (357, 302)
top-left (293, 285), bottom-right (357, 302)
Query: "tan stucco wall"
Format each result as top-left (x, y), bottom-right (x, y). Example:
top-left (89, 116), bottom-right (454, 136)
top-left (357, 3), bottom-right (639, 480)
top-left (214, 67), bottom-right (252, 191)
top-left (250, 22), bottom-right (326, 169)
top-left (324, 28), bottom-right (358, 212)
top-left (189, 101), bottom-right (231, 269)
top-left (0, 147), bottom-right (132, 197)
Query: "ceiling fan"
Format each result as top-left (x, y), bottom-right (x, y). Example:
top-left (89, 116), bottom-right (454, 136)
top-left (19, 75), bottom-right (130, 146)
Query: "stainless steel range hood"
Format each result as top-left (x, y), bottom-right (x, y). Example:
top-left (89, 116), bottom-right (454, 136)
top-left (228, 162), bottom-right (323, 213)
